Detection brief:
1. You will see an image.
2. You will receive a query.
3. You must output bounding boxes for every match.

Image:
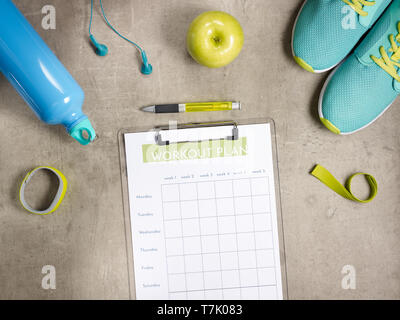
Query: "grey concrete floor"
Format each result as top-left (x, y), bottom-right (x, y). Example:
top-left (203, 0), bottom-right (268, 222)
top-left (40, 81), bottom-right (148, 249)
top-left (0, 0), bottom-right (399, 299)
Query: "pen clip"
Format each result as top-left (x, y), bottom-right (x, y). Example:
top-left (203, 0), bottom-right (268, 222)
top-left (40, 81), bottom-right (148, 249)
top-left (154, 121), bottom-right (239, 146)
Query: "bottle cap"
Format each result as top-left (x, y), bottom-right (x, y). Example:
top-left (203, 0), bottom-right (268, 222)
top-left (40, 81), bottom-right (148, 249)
top-left (69, 118), bottom-right (96, 145)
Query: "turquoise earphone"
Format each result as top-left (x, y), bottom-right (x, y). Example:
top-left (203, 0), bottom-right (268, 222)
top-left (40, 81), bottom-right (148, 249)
top-left (89, 0), bottom-right (152, 75)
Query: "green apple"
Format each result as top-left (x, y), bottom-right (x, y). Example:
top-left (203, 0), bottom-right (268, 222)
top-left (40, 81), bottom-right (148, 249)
top-left (187, 11), bottom-right (244, 68)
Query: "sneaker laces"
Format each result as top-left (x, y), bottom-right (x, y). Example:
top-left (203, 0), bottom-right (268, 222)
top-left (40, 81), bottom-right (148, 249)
top-left (371, 22), bottom-right (400, 82)
top-left (341, 0), bottom-right (376, 16)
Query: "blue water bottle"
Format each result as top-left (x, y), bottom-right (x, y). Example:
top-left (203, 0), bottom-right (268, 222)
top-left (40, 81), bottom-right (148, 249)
top-left (0, 0), bottom-right (96, 145)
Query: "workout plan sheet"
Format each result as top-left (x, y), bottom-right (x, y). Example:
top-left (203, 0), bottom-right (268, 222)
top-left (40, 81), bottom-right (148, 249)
top-left (124, 123), bottom-right (284, 300)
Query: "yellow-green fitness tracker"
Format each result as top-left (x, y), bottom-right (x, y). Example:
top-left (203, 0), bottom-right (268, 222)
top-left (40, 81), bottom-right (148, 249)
top-left (19, 166), bottom-right (67, 215)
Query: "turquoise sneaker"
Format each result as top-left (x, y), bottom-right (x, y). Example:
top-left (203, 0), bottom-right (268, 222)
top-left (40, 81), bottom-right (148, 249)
top-left (319, 0), bottom-right (400, 134)
top-left (292, 0), bottom-right (392, 73)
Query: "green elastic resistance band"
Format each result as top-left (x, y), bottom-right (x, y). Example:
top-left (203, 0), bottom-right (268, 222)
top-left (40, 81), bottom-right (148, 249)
top-left (310, 164), bottom-right (378, 203)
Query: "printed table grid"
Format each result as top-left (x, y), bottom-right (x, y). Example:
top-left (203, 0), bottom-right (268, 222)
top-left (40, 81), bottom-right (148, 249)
top-left (161, 177), bottom-right (277, 300)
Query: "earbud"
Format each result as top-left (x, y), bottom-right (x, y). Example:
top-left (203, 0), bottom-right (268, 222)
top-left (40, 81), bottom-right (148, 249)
top-left (89, 34), bottom-right (108, 56)
top-left (140, 50), bottom-right (153, 75)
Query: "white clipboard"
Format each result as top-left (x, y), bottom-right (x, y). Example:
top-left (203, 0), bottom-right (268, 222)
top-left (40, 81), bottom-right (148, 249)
top-left (118, 118), bottom-right (288, 300)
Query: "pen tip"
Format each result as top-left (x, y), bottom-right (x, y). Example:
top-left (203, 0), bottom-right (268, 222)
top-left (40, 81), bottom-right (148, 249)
top-left (142, 106), bottom-right (155, 113)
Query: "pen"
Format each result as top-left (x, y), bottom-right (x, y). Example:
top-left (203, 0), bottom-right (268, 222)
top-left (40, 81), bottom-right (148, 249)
top-left (141, 101), bottom-right (241, 113)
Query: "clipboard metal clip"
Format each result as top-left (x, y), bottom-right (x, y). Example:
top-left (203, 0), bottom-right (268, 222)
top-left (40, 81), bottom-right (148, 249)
top-left (154, 121), bottom-right (239, 146)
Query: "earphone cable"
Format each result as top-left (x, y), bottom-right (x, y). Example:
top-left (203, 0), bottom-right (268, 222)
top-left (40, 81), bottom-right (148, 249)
top-left (98, 0), bottom-right (143, 53)
top-left (89, 0), bottom-right (94, 35)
